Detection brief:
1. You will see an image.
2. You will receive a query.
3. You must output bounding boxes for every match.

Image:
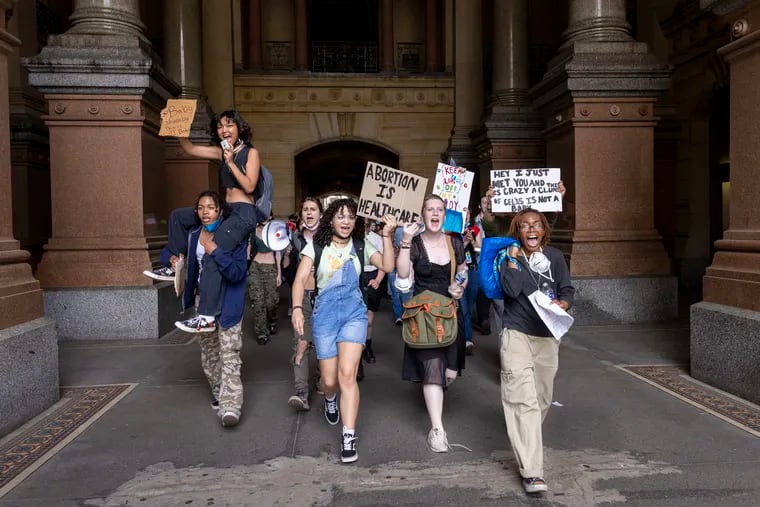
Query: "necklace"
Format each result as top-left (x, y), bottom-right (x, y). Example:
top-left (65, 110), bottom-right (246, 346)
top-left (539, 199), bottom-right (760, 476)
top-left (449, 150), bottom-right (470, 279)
top-left (332, 238), bottom-right (350, 247)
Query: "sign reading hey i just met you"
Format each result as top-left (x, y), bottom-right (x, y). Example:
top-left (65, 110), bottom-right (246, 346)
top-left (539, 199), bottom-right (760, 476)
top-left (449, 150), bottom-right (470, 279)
top-left (490, 168), bottom-right (563, 213)
top-left (358, 161), bottom-right (428, 223)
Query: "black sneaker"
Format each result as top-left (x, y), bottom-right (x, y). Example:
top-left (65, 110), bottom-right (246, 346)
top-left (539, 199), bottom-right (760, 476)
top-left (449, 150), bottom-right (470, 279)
top-left (175, 316), bottom-right (216, 333)
top-left (287, 391), bottom-right (310, 411)
top-left (340, 432), bottom-right (358, 463)
top-left (143, 265), bottom-right (175, 281)
top-left (269, 321), bottom-right (278, 335)
top-left (324, 395), bottom-right (340, 425)
top-left (256, 335), bottom-right (269, 345)
top-left (522, 477), bottom-right (548, 494)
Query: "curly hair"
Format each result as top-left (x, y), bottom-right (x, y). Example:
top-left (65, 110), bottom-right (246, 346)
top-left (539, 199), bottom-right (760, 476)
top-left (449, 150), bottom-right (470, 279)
top-left (313, 198), bottom-right (365, 248)
top-left (508, 208), bottom-right (551, 246)
top-left (195, 190), bottom-right (230, 219)
top-left (209, 110), bottom-right (253, 146)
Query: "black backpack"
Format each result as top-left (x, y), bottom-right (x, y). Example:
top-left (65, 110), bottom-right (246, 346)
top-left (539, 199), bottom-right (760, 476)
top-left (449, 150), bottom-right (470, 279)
top-left (313, 237), bottom-right (367, 304)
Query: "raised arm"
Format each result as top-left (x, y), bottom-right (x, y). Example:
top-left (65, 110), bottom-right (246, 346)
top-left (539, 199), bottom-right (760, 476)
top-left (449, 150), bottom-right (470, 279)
top-left (178, 137), bottom-right (222, 160)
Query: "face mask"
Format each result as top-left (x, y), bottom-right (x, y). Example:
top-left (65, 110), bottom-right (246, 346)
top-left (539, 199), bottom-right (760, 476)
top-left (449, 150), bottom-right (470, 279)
top-left (303, 220), bottom-right (320, 232)
top-left (204, 217), bottom-right (222, 232)
top-left (528, 251), bottom-right (551, 274)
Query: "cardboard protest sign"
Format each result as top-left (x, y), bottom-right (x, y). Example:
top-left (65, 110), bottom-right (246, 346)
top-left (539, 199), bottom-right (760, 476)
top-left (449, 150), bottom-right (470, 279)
top-left (433, 162), bottom-right (474, 233)
top-left (159, 99), bottom-right (197, 137)
top-left (490, 168), bottom-right (562, 213)
top-left (357, 161), bottom-right (428, 223)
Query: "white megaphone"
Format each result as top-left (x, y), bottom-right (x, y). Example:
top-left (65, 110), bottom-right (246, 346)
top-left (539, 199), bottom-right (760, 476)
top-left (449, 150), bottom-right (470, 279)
top-left (262, 220), bottom-right (290, 252)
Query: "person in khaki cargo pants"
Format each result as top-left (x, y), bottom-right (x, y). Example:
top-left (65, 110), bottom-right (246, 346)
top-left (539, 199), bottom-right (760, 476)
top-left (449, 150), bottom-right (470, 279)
top-left (498, 208), bottom-right (574, 495)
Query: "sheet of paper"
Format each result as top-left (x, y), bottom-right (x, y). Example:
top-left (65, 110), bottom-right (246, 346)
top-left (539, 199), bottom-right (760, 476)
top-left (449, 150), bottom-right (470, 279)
top-left (527, 290), bottom-right (574, 340)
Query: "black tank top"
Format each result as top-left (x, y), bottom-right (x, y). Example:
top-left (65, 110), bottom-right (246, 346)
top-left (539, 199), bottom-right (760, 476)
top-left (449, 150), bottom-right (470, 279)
top-left (220, 145), bottom-right (251, 191)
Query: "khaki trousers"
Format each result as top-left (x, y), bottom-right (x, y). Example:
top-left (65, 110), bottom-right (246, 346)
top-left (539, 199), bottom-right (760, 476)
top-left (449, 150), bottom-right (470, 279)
top-left (499, 328), bottom-right (559, 478)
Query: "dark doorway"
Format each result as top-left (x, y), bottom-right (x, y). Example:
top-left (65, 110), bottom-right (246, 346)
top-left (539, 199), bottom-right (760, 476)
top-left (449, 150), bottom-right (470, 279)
top-left (294, 140), bottom-right (398, 206)
top-left (310, 0), bottom-right (379, 72)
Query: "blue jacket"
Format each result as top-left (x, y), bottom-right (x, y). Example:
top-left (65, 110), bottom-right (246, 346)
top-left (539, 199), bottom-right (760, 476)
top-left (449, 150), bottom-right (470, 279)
top-left (160, 226), bottom-right (248, 329)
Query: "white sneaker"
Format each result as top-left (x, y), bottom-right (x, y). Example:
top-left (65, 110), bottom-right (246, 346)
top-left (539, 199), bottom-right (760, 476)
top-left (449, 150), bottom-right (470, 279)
top-left (220, 410), bottom-right (239, 427)
top-left (427, 427), bottom-right (450, 453)
top-left (522, 477), bottom-right (548, 493)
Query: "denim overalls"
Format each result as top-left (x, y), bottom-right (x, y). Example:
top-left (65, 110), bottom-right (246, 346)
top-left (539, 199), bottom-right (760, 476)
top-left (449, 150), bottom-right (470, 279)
top-left (312, 253), bottom-right (368, 360)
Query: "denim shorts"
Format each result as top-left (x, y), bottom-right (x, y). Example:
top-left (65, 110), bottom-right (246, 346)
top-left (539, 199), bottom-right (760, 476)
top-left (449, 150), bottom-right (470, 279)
top-left (312, 288), bottom-right (367, 360)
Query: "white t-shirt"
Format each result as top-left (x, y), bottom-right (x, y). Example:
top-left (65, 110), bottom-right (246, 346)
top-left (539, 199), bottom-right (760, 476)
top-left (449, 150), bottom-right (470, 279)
top-left (364, 231), bottom-right (384, 272)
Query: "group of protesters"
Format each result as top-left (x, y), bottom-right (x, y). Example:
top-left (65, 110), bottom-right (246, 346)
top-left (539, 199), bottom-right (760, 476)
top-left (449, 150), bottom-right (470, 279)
top-left (146, 108), bottom-right (575, 495)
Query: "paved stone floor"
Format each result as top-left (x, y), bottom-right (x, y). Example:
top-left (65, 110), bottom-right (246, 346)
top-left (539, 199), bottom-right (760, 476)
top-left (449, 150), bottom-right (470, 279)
top-left (2, 299), bottom-right (760, 506)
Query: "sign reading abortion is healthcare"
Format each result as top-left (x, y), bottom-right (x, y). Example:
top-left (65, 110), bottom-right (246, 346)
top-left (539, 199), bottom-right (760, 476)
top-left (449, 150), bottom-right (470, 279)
top-left (358, 162), bottom-right (428, 223)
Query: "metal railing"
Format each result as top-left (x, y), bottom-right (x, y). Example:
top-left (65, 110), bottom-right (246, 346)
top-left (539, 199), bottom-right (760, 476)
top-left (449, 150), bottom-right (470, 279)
top-left (311, 42), bottom-right (378, 73)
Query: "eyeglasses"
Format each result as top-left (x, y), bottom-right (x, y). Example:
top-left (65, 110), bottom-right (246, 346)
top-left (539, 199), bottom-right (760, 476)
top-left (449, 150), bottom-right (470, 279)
top-left (335, 215), bottom-right (357, 222)
top-left (519, 221), bottom-right (544, 232)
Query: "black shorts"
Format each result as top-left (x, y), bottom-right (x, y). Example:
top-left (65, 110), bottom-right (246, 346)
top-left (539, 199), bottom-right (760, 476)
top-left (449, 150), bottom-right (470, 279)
top-left (361, 271), bottom-right (381, 312)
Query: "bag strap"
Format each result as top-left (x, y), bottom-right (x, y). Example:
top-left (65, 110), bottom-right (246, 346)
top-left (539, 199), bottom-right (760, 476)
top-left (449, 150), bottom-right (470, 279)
top-left (312, 238), bottom-right (365, 299)
top-left (446, 235), bottom-right (455, 285)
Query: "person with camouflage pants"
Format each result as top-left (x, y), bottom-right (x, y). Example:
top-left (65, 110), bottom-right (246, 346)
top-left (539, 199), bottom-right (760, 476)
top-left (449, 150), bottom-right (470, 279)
top-left (248, 223), bottom-right (281, 345)
top-left (199, 322), bottom-right (243, 418)
top-left (164, 190), bottom-right (249, 428)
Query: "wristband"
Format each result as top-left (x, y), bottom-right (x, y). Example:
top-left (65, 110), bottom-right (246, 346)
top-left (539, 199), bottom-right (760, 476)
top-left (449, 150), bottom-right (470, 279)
top-left (400, 241), bottom-right (411, 248)
top-left (292, 306), bottom-right (303, 311)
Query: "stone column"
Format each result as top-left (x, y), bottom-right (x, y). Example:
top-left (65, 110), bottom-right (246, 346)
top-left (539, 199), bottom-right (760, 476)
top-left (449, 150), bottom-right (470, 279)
top-left (380, 0), bottom-right (394, 72)
top-left (446, 0), bottom-right (482, 168)
top-left (425, 0), bottom-right (438, 72)
top-left (0, 0), bottom-right (58, 438)
top-left (202, 0), bottom-right (234, 111)
top-left (692, 0), bottom-right (760, 406)
top-left (8, 0), bottom-right (51, 267)
top-left (163, 0), bottom-right (219, 217)
top-left (471, 0), bottom-right (544, 199)
top-left (24, 0), bottom-right (182, 339)
top-left (247, 0), bottom-right (263, 70)
top-left (294, 0), bottom-right (308, 71)
top-left (530, 0), bottom-right (675, 324)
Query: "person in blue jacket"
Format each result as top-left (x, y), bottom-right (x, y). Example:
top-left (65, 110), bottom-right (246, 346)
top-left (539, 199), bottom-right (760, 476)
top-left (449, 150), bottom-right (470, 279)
top-left (162, 190), bottom-right (249, 428)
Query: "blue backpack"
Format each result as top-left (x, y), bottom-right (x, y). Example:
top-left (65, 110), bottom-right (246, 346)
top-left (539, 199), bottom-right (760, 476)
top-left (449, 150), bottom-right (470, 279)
top-left (477, 236), bottom-right (522, 299)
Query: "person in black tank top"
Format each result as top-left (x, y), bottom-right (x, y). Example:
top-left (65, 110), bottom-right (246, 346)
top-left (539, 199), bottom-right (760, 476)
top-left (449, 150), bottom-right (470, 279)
top-left (395, 194), bottom-right (468, 454)
top-left (147, 109), bottom-right (265, 335)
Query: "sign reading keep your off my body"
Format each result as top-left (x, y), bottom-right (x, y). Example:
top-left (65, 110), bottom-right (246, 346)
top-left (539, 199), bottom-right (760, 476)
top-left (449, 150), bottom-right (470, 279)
top-left (357, 162), bottom-right (428, 223)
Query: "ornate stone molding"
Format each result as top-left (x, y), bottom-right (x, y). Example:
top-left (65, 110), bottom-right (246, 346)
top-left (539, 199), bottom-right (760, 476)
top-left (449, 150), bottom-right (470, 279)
top-left (235, 75), bottom-right (454, 113)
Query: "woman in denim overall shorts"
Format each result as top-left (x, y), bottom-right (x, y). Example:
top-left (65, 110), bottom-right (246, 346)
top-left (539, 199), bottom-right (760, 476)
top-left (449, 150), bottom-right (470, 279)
top-left (291, 198), bottom-right (396, 464)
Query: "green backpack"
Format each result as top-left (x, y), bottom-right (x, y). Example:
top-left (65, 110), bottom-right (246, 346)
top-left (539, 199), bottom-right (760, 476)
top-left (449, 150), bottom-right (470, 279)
top-left (401, 235), bottom-right (458, 349)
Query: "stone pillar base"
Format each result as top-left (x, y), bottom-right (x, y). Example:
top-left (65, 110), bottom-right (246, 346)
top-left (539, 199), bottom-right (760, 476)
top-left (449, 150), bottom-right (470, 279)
top-left (571, 275), bottom-right (677, 325)
top-left (0, 317), bottom-right (58, 437)
top-left (36, 249), bottom-right (151, 288)
top-left (44, 283), bottom-right (184, 340)
top-left (691, 301), bottom-right (760, 405)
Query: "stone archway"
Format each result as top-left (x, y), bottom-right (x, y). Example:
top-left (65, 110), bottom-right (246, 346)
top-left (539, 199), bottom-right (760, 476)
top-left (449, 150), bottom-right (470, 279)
top-left (294, 140), bottom-right (399, 206)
